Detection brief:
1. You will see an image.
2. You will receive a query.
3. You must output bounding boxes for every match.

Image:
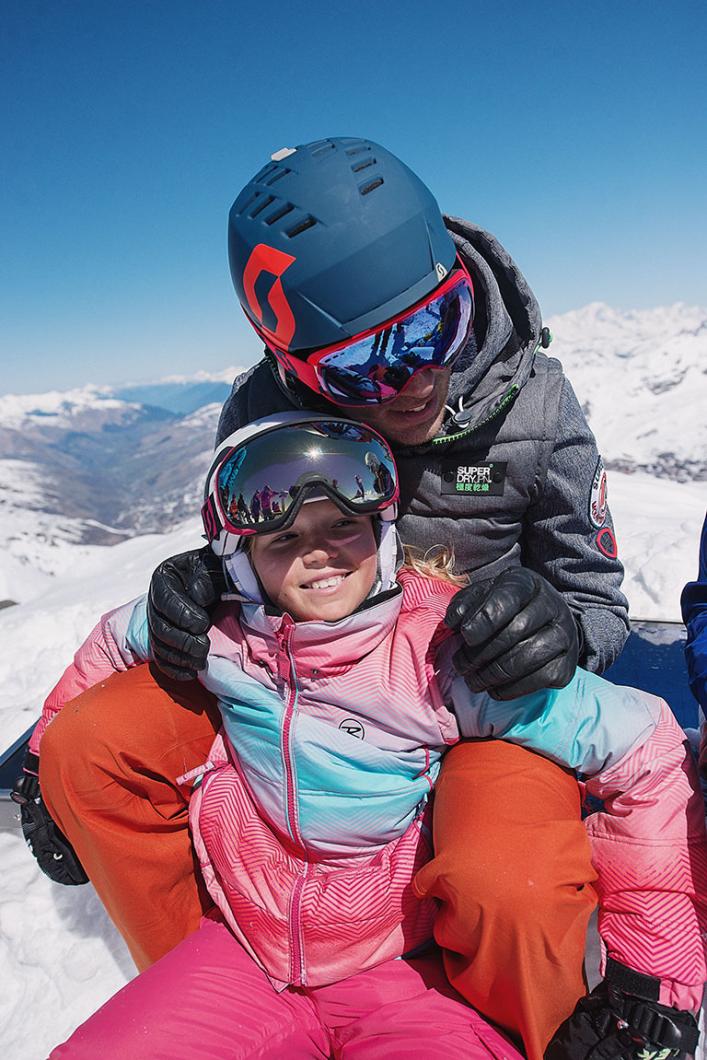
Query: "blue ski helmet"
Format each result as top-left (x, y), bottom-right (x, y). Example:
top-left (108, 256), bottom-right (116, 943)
top-left (227, 137), bottom-right (456, 356)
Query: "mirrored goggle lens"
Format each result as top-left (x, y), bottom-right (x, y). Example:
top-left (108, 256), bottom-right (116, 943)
top-left (313, 272), bottom-right (474, 406)
top-left (215, 421), bottom-right (398, 533)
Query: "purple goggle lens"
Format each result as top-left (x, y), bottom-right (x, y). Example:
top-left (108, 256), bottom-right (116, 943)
top-left (309, 269), bottom-right (474, 406)
top-left (205, 420), bottom-right (399, 542)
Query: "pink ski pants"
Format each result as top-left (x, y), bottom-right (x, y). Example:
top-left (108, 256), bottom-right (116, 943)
top-left (51, 916), bottom-right (523, 1059)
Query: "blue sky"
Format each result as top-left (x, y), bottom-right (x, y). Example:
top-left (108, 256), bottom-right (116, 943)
top-left (2, 0), bottom-right (705, 395)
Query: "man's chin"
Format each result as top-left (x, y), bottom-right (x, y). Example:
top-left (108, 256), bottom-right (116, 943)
top-left (385, 418), bottom-right (444, 445)
top-left (343, 373), bottom-right (453, 447)
top-left (373, 403), bottom-right (447, 446)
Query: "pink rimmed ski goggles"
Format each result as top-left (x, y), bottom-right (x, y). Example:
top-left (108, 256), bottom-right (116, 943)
top-left (201, 419), bottom-right (399, 547)
top-left (268, 264), bottom-right (475, 407)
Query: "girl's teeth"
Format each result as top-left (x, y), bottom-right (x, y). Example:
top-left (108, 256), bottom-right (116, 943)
top-left (309, 576), bottom-right (344, 590)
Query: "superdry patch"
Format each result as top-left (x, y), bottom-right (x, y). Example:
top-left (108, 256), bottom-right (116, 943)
top-left (441, 460), bottom-right (507, 496)
top-left (596, 527), bottom-right (618, 559)
top-left (589, 457), bottom-right (608, 528)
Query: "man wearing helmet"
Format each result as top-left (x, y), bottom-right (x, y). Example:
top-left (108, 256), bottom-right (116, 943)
top-left (28, 138), bottom-right (629, 1055)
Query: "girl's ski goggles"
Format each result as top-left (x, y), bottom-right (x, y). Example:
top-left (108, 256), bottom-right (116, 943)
top-left (202, 420), bottom-right (399, 544)
top-left (272, 264), bottom-right (475, 407)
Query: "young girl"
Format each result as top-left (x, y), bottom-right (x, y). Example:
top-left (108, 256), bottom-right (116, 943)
top-left (41, 414), bottom-right (704, 1059)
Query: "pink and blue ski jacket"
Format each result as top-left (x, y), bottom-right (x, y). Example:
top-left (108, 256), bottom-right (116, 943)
top-left (32, 570), bottom-right (707, 1007)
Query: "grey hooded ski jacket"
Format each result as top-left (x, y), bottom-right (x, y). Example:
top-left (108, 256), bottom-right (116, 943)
top-left (217, 217), bottom-right (629, 673)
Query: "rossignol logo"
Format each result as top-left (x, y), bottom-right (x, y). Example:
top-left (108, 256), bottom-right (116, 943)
top-left (338, 718), bottom-right (365, 739)
top-left (441, 460), bottom-right (507, 496)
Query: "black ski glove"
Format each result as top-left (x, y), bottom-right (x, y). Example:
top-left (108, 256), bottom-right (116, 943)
top-left (11, 752), bottom-right (88, 886)
top-left (446, 567), bottom-right (580, 700)
top-left (147, 546), bottom-right (228, 680)
top-left (545, 961), bottom-right (699, 1060)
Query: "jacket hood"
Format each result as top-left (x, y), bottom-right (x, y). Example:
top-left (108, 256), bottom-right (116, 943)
top-left (235, 585), bottom-right (403, 675)
top-left (213, 566), bottom-right (452, 678)
top-left (434, 216), bottom-right (545, 439)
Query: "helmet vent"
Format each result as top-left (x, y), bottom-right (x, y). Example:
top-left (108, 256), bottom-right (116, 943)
top-left (254, 162), bottom-right (278, 183)
top-left (309, 140), bottom-right (337, 159)
top-left (250, 195), bottom-right (275, 219)
top-left (351, 157), bottom-right (376, 173)
top-left (266, 203), bottom-right (295, 226)
top-left (286, 215), bottom-right (317, 238)
top-left (265, 167), bottom-right (290, 186)
top-left (360, 177), bottom-right (384, 196)
top-left (345, 143), bottom-right (371, 157)
top-left (235, 192), bottom-right (259, 216)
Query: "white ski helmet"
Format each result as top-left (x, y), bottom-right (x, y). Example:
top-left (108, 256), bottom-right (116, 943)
top-left (201, 412), bottom-right (401, 604)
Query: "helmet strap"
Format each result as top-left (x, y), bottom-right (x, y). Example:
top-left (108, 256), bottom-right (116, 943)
top-left (224, 549), bottom-right (265, 604)
top-left (372, 519), bottom-right (402, 595)
top-left (265, 348), bottom-right (331, 412)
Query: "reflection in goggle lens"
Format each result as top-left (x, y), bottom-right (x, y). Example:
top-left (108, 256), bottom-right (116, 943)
top-left (314, 273), bottom-right (473, 405)
top-left (215, 422), bottom-right (398, 533)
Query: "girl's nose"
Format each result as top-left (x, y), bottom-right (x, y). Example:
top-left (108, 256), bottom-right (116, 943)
top-left (303, 543), bottom-right (335, 566)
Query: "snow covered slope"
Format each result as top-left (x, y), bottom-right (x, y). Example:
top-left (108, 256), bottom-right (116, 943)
top-left (547, 302), bottom-right (707, 481)
top-left (0, 372), bottom-right (244, 600)
top-left (609, 472), bottom-right (706, 618)
top-left (0, 519), bottom-right (203, 1058)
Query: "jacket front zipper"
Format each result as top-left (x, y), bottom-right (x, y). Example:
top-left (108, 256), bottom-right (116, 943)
top-left (278, 621), bottom-right (308, 986)
top-left (431, 382), bottom-right (520, 447)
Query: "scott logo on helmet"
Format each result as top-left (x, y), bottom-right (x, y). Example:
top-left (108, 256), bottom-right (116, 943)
top-left (242, 243), bottom-right (297, 350)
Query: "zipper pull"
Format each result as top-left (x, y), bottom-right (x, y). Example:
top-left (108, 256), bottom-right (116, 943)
top-left (276, 615), bottom-right (295, 681)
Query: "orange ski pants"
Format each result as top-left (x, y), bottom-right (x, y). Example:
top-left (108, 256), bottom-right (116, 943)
top-left (39, 664), bottom-right (597, 1059)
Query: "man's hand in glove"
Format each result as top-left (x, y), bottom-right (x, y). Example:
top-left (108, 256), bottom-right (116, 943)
top-left (11, 753), bottom-right (88, 886)
top-left (545, 964), bottom-right (699, 1060)
top-left (147, 546), bottom-right (227, 680)
top-left (445, 567), bottom-right (580, 700)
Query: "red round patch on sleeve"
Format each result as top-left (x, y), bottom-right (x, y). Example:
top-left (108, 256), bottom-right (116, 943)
top-left (596, 526), bottom-right (618, 559)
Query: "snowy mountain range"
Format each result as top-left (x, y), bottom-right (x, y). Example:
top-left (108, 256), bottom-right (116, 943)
top-left (0, 371), bottom-right (241, 598)
top-left (0, 304), bottom-right (705, 606)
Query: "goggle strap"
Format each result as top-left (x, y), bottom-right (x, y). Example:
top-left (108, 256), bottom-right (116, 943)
top-left (202, 495), bottom-right (222, 543)
top-left (223, 478), bottom-right (392, 538)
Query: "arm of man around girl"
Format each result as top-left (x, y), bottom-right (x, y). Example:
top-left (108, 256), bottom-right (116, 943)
top-left (147, 546), bottom-right (227, 680)
top-left (445, 567), bottom-right (580, 700)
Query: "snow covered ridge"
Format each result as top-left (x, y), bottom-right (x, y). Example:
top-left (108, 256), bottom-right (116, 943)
top-left (0, 310), bottom-right (705, 604)
top-left (154, 366), bottom-right (243, 385)
top-left (547, 302), bottom-right (707, 481)
top-left (0, 385), bottom-right (137, 430)
top-left (0, 366), bottom-right (248, 428)
top-left (0, 378), bottom-right (232, 593)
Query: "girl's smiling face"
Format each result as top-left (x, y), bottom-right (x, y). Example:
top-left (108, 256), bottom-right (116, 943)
top-left (249, 499), bottom-right (378, 622)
